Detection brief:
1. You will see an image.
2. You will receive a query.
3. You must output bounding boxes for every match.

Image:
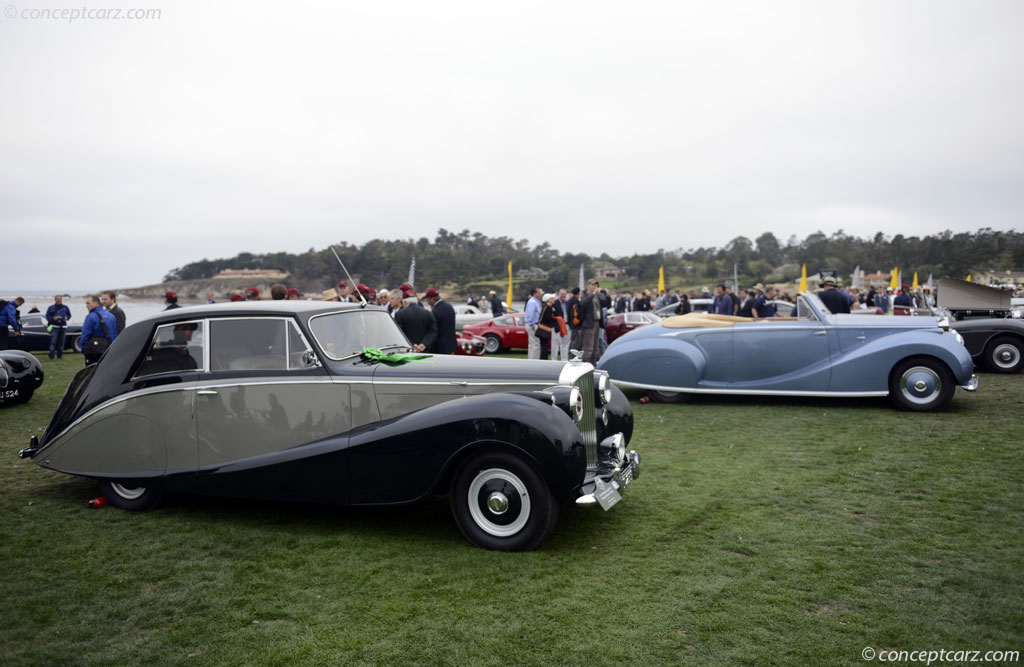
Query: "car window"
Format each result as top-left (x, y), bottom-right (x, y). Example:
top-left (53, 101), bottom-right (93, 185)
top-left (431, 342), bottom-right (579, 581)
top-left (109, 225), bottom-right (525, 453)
top-left (23, 316), bottom-right (45, 327)
top-left (625, 313), bottom-right (642, 324)
top-left (795, 297), bottom-right (819, 322)
top-left (494, 316), bottom-right (513, 326)
top-left (309, 310), bottom-right (410, 360)
top-left (211, 318), bottom-right (287, 371)
top-left (135, 321), bottom-right (205, 378)
top-left (514, 316), bottom-right (524, 326)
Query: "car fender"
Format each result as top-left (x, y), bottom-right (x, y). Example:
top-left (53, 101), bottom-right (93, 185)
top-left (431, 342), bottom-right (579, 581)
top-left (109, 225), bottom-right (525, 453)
top-left (597, 333), bottom-right (706, 389)
top-left (828, 329), bottom-right (974, 392)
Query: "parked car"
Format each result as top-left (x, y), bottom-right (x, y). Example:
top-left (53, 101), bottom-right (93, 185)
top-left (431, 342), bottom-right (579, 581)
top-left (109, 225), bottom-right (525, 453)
top-left (598, 292), bottom-right (977, 412)
top-left (606, 311), bottom-right (661, 343)
top-left (451, 304), bottom-right (494, 330)
top-left (19, 302), bottom-right (640, 551)
top-left (7, 313), bottom-right (83, 353)
top-left (454, 331), bottom-right (487, 356)
top-left (462, 313), bottom-right (528, 354)
top-left (936, 279), bottom-right (1024, 374)
top-left (0, 350), bottom-right (44, 404)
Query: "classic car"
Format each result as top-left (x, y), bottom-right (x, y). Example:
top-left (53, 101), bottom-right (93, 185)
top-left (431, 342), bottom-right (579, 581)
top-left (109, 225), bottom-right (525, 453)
top-left (937, 279), bottom-right (1024, 374)
top-left (597, 292), bottom-right (977, 412)
top-left (7, 313), bottom-right (83, 353)
top-left (451, 304), bottom-right (494, 330)
top-left (606, 311), bottom-right (662, 343)
top-left (0, 350), bottom-right (44, 404)
top-left (19, 301), bottom-right (640, 551)
top-left (462, 313), bottom-right (528, 354)
top-left (454, 330), bottom-right (487, 356)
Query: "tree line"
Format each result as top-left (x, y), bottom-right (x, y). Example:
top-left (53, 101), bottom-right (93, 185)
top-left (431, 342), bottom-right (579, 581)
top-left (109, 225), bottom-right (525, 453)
top-left (164, 227), bottom-right (1024, 290)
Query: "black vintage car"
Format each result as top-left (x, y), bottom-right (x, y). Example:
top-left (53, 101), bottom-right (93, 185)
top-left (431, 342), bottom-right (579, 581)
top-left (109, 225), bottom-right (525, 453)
top-left (940, 279), bottom-right (1024, 374)
top-left (7, 312), bottom-right (83, 354)
top-left (20, 301), bottom-right (641, 551)
top-left (1, 350), bottom-right (44, 404)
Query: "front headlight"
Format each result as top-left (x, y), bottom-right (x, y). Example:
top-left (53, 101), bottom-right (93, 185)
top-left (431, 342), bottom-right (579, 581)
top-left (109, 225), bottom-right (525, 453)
top-left (596, 372), bottom-right (612, 405)
top-left (568, 386), bottom-right (584, 421)
top-left (953, 330), bottom-right (965, 347)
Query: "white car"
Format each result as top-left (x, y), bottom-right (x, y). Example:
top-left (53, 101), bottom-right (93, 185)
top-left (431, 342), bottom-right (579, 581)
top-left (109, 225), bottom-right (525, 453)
top-left (453, 304), bottom-right (495, 330)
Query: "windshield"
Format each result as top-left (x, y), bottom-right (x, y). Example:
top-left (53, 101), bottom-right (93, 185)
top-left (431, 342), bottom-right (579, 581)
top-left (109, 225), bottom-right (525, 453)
top-left (795, 294), bottom-right (824, 321)
top-left (308, 310), bottom-right (410, 360)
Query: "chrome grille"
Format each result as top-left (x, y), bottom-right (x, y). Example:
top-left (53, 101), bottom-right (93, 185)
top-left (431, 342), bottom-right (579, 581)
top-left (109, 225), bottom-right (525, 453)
top-left (575, 370), bottom-right (598, 470)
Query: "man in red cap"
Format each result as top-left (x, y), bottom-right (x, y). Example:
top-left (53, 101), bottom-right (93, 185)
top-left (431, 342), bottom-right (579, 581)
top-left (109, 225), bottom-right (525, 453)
top-left (164, 291), bottom-right (181, 310)
top-left (337, 281), bottom-right (352, 303)
top-left (286, 288), bottom-right (301, 300)
top-left (229, 293), bottom-right (245, 302)
top-left (355, 283), bottom-right (374, 302)
top-left (245, 287), bottom-right (260, 301)
top-left (424, 288), bottom-right (456, 354)
top-left (894, 284), bottom-right (914, 309)
top-left (394, 287), bottom-right (437, 353)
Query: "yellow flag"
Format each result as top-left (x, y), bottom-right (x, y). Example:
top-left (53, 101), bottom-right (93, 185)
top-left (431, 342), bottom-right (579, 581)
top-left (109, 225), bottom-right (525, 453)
top-left (658, 266), bottom-right (665, 293)
top-left (912, 272), bottom-right (919, 290)
top-left (966, 274), bottom-right (972, 282)
top-left (890, 267), bottom-right (899, 290)
top-left (798, 264), bottom-right (807, 292)
top-left (507, 261), bottom-right (514, 313)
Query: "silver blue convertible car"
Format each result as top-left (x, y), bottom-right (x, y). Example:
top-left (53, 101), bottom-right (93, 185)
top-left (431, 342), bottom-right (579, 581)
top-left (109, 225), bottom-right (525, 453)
top-left (597, 292), bottom-right (977, 411)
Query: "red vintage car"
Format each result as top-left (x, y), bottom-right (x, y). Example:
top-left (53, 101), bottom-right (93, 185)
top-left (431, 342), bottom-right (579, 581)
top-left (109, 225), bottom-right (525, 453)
top-left (453, 331), bottom-right (487, 356)
top-left (462, 313), bottom-right (528, 354)
top-left (605, 311), bottom-right (662, 343)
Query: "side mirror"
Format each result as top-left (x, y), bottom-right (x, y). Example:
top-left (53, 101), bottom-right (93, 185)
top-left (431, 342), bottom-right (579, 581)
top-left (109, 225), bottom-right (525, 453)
top-left (301, 350), bottom-right (321, 368)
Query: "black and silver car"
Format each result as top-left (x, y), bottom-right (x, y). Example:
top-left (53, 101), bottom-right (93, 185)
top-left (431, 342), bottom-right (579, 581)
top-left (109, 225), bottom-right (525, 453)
top-left (939, 279), bottom-right (1024, 374)
top-left (20, 301), bottom-right (641, 551)
top-left (7, 312), bottom-right (83, 354)
top-left (1, 350), bottom-right (44, 404)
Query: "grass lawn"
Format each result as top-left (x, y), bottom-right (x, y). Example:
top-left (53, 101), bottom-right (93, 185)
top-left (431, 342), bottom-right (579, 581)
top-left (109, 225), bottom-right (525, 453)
top-left (1, 353), bottom-right (1022, 665)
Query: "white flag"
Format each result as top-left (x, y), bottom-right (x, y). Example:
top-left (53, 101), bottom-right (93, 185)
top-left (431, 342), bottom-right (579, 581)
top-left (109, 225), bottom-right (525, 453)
top-left (408, 256), bottom-right (415, 287)
top-left (578, 263), bottom-right (585, 292)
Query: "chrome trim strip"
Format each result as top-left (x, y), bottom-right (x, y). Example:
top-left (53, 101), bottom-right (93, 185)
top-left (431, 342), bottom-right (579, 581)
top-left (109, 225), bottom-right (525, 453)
top-left (611, 379), bottom-right (889, 397)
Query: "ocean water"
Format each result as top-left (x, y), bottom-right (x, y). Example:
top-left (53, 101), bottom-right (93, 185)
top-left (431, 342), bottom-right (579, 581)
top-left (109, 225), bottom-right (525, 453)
top-left (2, 291), bottom-right (206, 328)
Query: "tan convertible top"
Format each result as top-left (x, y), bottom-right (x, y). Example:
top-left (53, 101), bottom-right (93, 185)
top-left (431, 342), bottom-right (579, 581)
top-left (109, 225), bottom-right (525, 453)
top-left (661, 313), bottom-right (800, 328)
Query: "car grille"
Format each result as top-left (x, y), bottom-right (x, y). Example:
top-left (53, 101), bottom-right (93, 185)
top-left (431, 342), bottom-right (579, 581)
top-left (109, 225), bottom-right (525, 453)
top-left (575, 370), bottom-right (598, 470)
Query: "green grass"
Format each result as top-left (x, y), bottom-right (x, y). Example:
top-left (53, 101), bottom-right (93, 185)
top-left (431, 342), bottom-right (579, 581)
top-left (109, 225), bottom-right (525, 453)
top-left (1, 354), bottom-right (1022, 665)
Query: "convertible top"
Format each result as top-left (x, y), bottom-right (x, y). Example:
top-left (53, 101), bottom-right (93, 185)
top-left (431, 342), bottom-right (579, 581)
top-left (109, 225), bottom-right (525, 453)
top-left (661, 313), bottom-right (799, 329)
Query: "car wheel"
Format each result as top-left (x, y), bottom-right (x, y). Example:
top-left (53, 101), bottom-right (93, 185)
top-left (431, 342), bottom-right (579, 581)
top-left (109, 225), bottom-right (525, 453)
top-left (451, 451), bottom-right (559, 551)
top-left (888, 358), bottom-right (955, 412)
top-left (648, 390), bottom-right (690, 404)
top-left (483, 334), bottom-right (503, 354)
top-left (71, 336), bottom-right (83, 353)
top-left (98, 480), bottom-right (163, 511)
top-left (983, 336), bottom-right (1023, 374)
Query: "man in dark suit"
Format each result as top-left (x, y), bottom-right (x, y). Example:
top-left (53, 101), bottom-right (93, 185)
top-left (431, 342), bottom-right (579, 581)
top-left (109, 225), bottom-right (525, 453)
top-left (395, 288), bottom-right (438, 352)
top-left (489, 290), bottom-right (503, 318)
top-left (817, 277), bottom-right (850, 314)
top-left (424, 288), bottom-right (456, 354)
top-left (101, 291), bottom-right (126, 334)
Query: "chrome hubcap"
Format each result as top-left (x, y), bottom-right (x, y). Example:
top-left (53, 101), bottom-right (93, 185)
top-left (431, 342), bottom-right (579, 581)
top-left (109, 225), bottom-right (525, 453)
top-left (900, 366), bottom-right (941, 405)
top-left (467, 468), bottom-right (530, 537)
top-left (110, 483), bottom-right (146, 500)
top-left (993, 344), bottom-right (1020, 369)
top-left (486, 492), bottom-right (509, 515)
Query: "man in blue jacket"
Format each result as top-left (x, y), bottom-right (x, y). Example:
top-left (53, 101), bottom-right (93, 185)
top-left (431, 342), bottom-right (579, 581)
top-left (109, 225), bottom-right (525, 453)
top-left (0, 297), bottom-right (22, 350)
top-left (81, 295), bottom-right (117, 366)
top-left (712, 285), bottom-right (733, 315)
top-left (46, 295), bottom-right (72, 359)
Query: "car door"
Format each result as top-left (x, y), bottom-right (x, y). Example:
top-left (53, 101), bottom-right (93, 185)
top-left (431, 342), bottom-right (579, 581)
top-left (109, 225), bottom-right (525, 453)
top-left (730, 298), bottom-right (831, 391)
top-left (13, 315), bottom-right (48, 351)
top-left (195, 317), bottom-right (352, 500)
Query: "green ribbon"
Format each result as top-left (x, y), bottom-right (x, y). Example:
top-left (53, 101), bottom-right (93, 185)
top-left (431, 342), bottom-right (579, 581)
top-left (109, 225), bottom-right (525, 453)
top-left (361, 347), bottom-right (435, 365)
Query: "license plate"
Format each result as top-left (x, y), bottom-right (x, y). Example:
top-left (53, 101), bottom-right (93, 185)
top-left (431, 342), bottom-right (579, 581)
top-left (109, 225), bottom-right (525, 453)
top-left (3, 389), bottom-right (20, 399)
top-left (593, 477), bottom-right (621, 511)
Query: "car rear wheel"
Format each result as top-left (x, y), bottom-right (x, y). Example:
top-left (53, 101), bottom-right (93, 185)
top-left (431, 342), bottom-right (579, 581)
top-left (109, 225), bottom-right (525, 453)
top-left (71, 336), bottom-right (83, 353)
top-left (483, 334), bottom-right (503, 354)
top-left (98, 480), bottom-right (163, 511)
top-left (888, 358), bottom-right (955, 412)
top-left (451, 451), bottom-right (558, 551)
top-left (983, 336), bottom-right (1023, 374)
top-left (648, 390), bottom-right (690, 404)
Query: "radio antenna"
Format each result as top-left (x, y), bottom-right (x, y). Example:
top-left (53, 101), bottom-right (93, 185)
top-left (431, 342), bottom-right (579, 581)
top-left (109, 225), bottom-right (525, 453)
top-left (330, 245), bottom-right (367, 307)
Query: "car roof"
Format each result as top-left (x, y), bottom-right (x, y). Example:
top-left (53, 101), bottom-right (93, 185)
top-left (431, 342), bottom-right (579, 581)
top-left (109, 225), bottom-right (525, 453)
top-left (137, 300), bottom-right (383, 326)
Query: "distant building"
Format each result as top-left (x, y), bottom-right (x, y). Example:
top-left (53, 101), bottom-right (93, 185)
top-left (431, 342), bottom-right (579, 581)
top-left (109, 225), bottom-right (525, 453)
top-left (972, 269), bottom-right (1024, 287)
top-left (863, 271), bottom-right (892, 288)
top-left (593, 264), bottom-right (628, 279)
top-left (214, 268), bottom-right (289, 280)
top-left (516, 266), bottom-right (549, 280)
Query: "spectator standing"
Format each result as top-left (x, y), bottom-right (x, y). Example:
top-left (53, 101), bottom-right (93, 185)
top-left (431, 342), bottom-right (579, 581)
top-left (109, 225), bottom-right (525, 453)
top-left (424, 288), bottom-right (456, 354)
top-left (876, 287), bottom-right (892, 314)
top-left (579, 280), bottom-right (602, 363)
top-left (206, 290), bottom-right (216, 304)
top-left (614, 292), bottom-right (627, 313)
top-left (46, 295), bottom-right (72, 359)
top-left (654, 290), bottom-right (667, 310)
top-left (81, 295), bottom-right (117, 366)
top-left (894, 284), bottom-right (914, 310)
top-left (552, 289), bottom-right (572, 361)
top-left (377, 289), bottom-right (390, 307)
top-left (817, 278), bottom-right (850, 314)
top-left (567, 287), bottom-right (582, 351)
top-left (101, 291), bottom-right (126, 334)
top-left (753, 286), bottom-right (777, 317)
top-left (164, 291), bottom-right (181, 311)
top-left (0, 297), bottom-right (21, 350)
top-left (245, 287), bottom-right (260, 301)
top-left (536, 293), bottom-right (558, 360)
top-left (712, 285), bottom-right (732, 315)
top-left (737, 289), bottom-right (754, 317)
top-left (394, 288), bottom-right (437, 352)
top-left (524, 287), bottom-right (544, 360)
top-left (270, 284), bottom-right (287, 300)
top-left (286, 288), bottom-right (301, 300)
top-left (489, 290), bottom-right (503, 318)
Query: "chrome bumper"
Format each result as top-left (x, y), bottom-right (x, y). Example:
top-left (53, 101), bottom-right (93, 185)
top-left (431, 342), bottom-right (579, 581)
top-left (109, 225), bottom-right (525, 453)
top-left (575, 449), bottom-right (641, 509)
top-left (961, 374), bottom-right (979, 391)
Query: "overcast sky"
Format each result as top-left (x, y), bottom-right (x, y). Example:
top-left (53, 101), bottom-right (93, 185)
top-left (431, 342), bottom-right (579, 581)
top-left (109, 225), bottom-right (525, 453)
top-left (1, 0), bottom-right (1022, 291)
